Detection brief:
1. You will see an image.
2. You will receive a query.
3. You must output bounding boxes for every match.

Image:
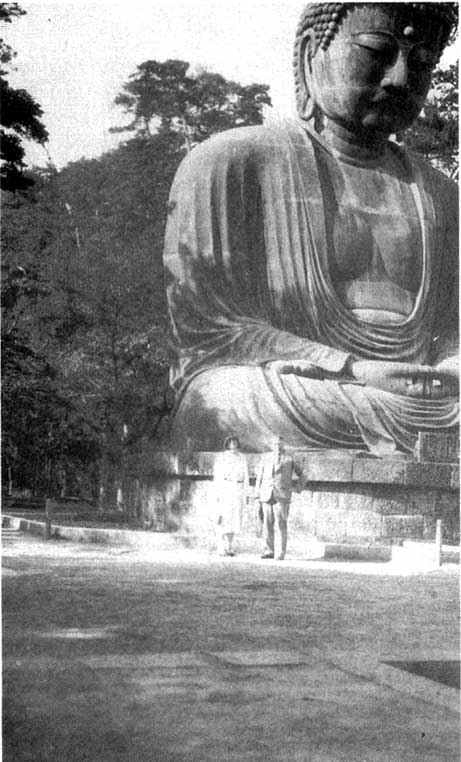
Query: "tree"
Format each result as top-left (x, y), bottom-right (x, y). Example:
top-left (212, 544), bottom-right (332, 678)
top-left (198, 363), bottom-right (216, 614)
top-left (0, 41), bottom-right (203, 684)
top-left (112, 59), bottom-right (271, 150)
top-left (0, 2), bottom-right (48, 191)
top-left (400, 62), bottom-right (458, 179)
top-left (2, 138), bottom-right (176, 505)
top-left (1, 258), bottom-right (100, 497)
top-left (2, 59), bottom-right (272, 509)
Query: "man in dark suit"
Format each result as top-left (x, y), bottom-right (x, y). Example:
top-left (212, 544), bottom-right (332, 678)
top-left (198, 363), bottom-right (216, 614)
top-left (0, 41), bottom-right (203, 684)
top-left (254, 436), bottom-right (306, 560)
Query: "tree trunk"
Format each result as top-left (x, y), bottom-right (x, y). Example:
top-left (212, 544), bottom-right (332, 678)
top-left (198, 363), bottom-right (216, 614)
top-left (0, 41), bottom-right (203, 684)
top-left (98, 420), bottom-right (123, 511)
top-left (179, 117), bottom-right (192, 152)
top-left (60, 468), bottom-right (67, 498)
top-left (116, 482), bottom-right (124, 512)
top-left (97, 443), bottom-right (109, 512)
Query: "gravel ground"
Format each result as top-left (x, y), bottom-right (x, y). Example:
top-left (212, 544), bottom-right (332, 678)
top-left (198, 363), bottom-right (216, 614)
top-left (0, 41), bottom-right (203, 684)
top-left (3, 529), bottom-right (460, 762)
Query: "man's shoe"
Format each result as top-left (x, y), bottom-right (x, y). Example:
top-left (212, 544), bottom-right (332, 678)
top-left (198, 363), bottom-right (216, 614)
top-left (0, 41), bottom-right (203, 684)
top-left (276, 554), bottom-right (285, 561)
top-left (261, 553), bottom-right (274, 559)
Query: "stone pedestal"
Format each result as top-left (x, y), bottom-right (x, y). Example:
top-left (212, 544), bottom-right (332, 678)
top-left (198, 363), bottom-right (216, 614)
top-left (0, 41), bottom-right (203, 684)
top-left (129, 441), bottom-right (459, 548)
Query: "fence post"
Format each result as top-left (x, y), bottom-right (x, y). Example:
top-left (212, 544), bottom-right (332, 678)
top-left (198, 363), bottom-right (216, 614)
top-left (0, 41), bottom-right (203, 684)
top-left (434, 519), bottom-right (443, 567)
top-left (45, 498), bottom-right (53, 540)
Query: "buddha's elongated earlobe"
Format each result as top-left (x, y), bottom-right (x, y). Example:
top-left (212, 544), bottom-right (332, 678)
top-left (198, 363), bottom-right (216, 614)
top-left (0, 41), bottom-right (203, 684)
top-left (295, 30), bottom-right (316, 122)
top-left (301, 94), bottom-right (315, 123)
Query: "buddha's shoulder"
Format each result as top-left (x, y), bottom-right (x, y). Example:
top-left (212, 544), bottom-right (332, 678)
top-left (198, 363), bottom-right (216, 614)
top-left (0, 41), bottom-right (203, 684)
top-left (401, 145), bottom-right (458, 201)
top-left (178, 123), bottom-right (302, 172)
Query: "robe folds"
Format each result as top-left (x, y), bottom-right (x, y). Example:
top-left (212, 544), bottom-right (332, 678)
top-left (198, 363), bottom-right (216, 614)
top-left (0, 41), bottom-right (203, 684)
top-left (163, 121), bottom-right (459, 454)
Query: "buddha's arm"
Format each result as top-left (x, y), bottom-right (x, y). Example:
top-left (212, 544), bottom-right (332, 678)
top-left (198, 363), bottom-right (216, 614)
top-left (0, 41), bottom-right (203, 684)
top-left (429, 174), bottom-right (459, 373)
top-left (164, 133), bottom-right (351, 379)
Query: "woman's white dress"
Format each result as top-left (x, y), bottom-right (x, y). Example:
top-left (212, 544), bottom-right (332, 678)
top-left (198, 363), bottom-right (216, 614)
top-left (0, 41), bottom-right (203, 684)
top-left (213, 451), bottom-right (249, 534)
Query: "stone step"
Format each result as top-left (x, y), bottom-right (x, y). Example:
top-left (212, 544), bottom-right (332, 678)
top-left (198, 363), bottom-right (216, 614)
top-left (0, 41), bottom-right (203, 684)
top-left (3, 514), bottom-right (458, 565)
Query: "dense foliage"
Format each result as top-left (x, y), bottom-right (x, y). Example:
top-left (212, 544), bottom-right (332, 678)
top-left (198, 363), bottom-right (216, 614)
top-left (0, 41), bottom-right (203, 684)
top-left (401, 63), bottom-right (458, 179)
top-left (0, 2), bottom-right (48, 190)
top-left (2, 49), bottom-right (271, 505)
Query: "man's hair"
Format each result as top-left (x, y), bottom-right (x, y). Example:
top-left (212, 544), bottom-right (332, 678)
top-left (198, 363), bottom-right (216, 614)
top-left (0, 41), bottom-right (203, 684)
top-left (224, 434), bottom-right (240, 449)
top-left (293, 2), bottom-right (458, 118)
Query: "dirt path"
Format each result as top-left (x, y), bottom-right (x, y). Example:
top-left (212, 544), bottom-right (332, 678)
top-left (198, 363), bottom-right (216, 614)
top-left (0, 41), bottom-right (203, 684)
top-left (3, 530), bottom-right (459, 761)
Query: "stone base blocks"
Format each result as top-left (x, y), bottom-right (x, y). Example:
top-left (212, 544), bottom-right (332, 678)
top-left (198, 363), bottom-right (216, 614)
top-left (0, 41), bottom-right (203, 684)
top-left (133, 440), bottom-right (459, 551)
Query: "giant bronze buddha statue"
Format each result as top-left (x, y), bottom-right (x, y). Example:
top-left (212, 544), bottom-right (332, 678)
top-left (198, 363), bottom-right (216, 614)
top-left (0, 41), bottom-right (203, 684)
top-left (163, 2), bottom-right (459, 455)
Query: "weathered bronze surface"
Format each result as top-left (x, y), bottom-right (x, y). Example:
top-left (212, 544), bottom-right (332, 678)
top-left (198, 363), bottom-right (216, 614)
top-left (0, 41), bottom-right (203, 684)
top-left (163, 3), bottom-right (458, 454)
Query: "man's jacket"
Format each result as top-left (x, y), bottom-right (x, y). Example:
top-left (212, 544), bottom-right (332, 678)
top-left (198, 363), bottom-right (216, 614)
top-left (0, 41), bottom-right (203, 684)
top-left (255, 453), bottom-right (305, 503)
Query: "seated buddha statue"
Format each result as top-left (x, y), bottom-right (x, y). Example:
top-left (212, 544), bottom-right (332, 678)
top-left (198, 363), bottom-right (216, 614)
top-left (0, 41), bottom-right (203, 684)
top-left (163, 2), bottom-right (459, 455)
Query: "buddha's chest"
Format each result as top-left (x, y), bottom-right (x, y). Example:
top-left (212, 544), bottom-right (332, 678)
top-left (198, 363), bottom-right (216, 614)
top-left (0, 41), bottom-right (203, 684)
top-left (320, 155), bottom-right (423, 294)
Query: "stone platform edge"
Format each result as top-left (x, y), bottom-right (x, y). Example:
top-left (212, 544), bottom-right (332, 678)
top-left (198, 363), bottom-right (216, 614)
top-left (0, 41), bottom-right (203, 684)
top-left (142, 450), bottom-right (459, 490)
top-left (3, 515), bottom-right (459, 565)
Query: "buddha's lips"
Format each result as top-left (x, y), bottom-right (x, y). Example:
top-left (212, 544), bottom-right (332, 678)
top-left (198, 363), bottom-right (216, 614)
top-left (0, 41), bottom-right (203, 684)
top-left (371, 92), bottom-right (413, 108)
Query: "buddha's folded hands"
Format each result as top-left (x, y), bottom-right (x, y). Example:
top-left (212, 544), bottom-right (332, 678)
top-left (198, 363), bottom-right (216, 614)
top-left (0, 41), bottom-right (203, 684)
top-left (349, 360), bottom-right (458, 399)
top-left (435, 356), bottom-right (459, 378)
top-left (266, 357), bottom-right (457, 399)
top-left (266, 360), bottom-right (328, 379)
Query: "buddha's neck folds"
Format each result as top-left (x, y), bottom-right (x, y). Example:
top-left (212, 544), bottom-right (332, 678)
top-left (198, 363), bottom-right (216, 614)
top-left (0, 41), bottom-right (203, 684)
top-left (320, 118), bottom-right (389, 161)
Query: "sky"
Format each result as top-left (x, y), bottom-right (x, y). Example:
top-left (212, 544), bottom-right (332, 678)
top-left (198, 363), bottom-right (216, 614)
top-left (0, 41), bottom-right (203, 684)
top-left (5, 1), bottom-right (458, 170)
top-left (5, 0), bottom-right (305, 169)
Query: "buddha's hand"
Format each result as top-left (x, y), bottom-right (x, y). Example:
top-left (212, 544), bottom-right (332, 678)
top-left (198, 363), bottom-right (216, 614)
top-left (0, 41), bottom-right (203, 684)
top-left (434, 356), bottom-right (459, 379)
top-left (348, 359), bottom-right (459, 399)
top-left (266, 360), bottom-right (326, 378)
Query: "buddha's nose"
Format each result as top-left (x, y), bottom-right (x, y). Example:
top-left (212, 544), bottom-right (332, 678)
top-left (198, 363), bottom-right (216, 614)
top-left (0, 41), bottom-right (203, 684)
top-left (381, 50), bottom-right (409, 90)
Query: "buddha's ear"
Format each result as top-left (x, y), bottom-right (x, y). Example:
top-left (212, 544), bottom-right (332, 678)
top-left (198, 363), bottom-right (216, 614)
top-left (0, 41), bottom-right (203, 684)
top-left (296, 30), bottom-right (316, 122)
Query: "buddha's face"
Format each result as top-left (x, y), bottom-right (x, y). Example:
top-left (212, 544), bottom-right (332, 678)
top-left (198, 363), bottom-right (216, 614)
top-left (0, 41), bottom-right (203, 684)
top-left (304, 4), bottom-right (443, 137)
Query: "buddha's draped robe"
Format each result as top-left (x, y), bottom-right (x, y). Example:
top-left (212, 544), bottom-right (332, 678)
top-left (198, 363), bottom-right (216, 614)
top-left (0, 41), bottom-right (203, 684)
top-left (163, 123), bottom-right (458, 453)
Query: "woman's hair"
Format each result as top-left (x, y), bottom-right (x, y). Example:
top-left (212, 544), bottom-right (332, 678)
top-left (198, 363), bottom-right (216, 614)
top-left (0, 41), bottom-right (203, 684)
top-left (224, 434), bottom-right (240, 450)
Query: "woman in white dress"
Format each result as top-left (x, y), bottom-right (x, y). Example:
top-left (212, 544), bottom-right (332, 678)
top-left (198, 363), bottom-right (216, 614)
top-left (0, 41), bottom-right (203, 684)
top-left (213, 435), bottom-right (249, 556)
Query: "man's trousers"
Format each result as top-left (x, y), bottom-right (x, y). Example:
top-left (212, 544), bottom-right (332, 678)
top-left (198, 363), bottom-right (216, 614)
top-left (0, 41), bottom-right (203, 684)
top-left (262, 500), bottom-right (290, 556)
